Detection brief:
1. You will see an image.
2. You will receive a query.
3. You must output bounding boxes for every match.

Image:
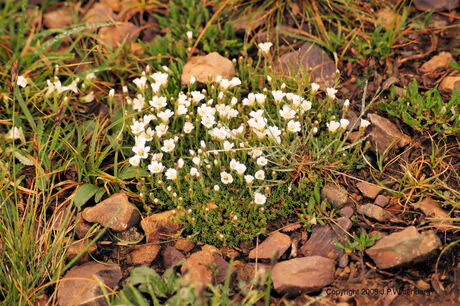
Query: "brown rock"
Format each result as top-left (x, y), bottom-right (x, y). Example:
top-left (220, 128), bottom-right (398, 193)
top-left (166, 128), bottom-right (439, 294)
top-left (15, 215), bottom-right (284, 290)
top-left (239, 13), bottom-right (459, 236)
top-left (221, 247), bottom-right (239, 259)
top-left (82, 193), bottom-right (140, 232)
top-left (413, 0), bottom-right (459, 11)
top-left (358, 204), bottom-right (394, 222)
top-left (376, 8), bottom-right (400, 30)
top-left (57, 262), bottom-right (122, 306)
top-left (67, 239), bottom-right (98, 264)
top-left (414, 197), bottom-right (451, 231)
top-left (174, 238), bottom-right (195, 252)
top-left (100, 0), bottom-right (122, 12)
top-left (98, 22), bottom-right (139, 49)
top-left (340, 206), bottom-right (354, 218)
top-left (141, 210), bottom-right (180, 243)
top-left (374, 195), bottom-right (390, 207)
top-left (274, 42), bottom-right (337, 88)
top-left (365, 226), bottom-right (441, 269)
top-left (213, 254), bottom-right (234, 284)
top-left (356, 181), bottom-right (382, 199)
top-left (162, 246), bottom-right (185, 269)
top-left (128, 243), bottom-right (161, 266)
top-left (181, 250), bottom-right (215, 285)
top-left (84, 3), bottom-right (117, 24)
top-left (420, 52), bottom-right (453, 73)
top-left (439, 74), bottom-right (460, 93)
top-left (367, 113), bottom-right (412, 154)
top-left (237, 263), bottom-right (272, 283)
top-left (181, 52), bottom-right (235, 86)
top-left (272, 256), bottom-right (335, 296)
top-left (43, 6), bottom-right (75, 29)
top-left (321, 183), bottom-right (348, 209)
top-left (300, 217), bottom-right (352, 259)
top-left (115, 226), bottom-right (143, 243)
top-left (249, 232), bottom-right (291, 260)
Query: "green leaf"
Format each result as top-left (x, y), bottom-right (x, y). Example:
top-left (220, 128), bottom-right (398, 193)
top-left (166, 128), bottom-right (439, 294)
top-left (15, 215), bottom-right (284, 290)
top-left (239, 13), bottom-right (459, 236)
top-left (115, 285), bottom-right (149, 306)
top-left (94, 187), bottom-right (106, 203)
top-left (74, 183), bottom-right (99, 207)
top-left (13, 150), bottom-right (33, 166)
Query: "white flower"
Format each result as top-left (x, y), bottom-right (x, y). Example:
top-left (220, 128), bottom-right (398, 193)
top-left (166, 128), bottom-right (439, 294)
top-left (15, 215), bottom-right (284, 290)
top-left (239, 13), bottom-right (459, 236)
top-left (242, 93), bottom-right (256, 107)
top-left (161, 138), bottom-right (175, 153)
top-left (129, 155), bottom-right (141, 167)
top-left (177, 93), bottom-right (191, 106)
top-left (258, 42), bottom-right (273, 54)
top-left (251, 149), bottom-right (263, 159)
top-left (220, 172), bottom-right (234, 184)
top-left (183, 122), bottom-right (194, 134)
top-left (7, 126), bottom-right (24, 141)
top-left (340, 118), bottom-right (350, 129)
top-left (157, 109), bottom-right (174, 123)
top-left (301, 100), bottom-right (312, 112)
top-left (244, 175), bottom-right (254, 184)
top-left (133, 94), bottom-right (145, 111)
top-left (177, 158), bottom-right (185, 169)
top-left (186, 31), bottom-right (193, 40)
top-left (148, 161), bottom-right (164, 174)
top-left (219, 79), bottom-right (231, 90)
top-left (190, 167), bottom-right (199, 177)
top-left (343, 99), bottom-right (350, 107)
top-left (132, 143), bottom-right (150, 159)
top-left (266, 125), bottom-right (282, 143)
top-left (152, 153), bottom-right (163, 161)
top-left (130, 120), bottom-right (145, 135)
top-left (191, 91), bottom-right (205, 103)
top-left (256, 156), bottom-right (268, 166)
top-left (149, 96), bottom-right (167, 110)
top-left (326, 87), bottom-right (338, 100)
top-left (213, 185), bottom-right (220, 192)
top-left (287, 120), bottom-right (301, 133)
top-left (311, 82), bottom-right (320, 93)
top-left (16, 75), bottom-right (28, 88)
top-left (151, 72), bottom-right (168, 86)
top-left (267, 75), bottom-right (272, 82)
top-left (230, 97), bottom-right (238, 106)
top-left (197, 104), bottom-right (215, 117)
top-left (201, 115), bottom-right (215, 129)
top-left (312, 127), bottom-right (318, 134)
top-left (223, 140), bottom-right (234, 151)
top-left (255, 170), bottom-right (265, 180)
top-left (248, 117), bottom-right (267, 131)
top-left (83, 91), bottom-right (95, 103)
top-left (254, 93), bottom-right (266, 105)
top-left (327, 120), bottom-right (340, 133)
top-left (86, 72), bottom-right (96, 80)
top-left (109, 89), bottom-right (115, 98)
top-left (249, 109), bottom-right (264, 119)
top-left (229, 77), bottom-right (242, 87)
top-left (279, 104), bottom-right (296, 120)
top-left (165, 168), bottom-right (178, 180)
top-left (155, 123), bottom-right (169, 138)
top-left (151, 82), bottom-right (161, 93)
top-left (272, 90), bottom-right (285, 103)
top-left (234, 163), bottom-right (247, 175)
top-left (134, 134), bottom-right (147, 147)
top-left (192, 156), bottom-right (201, 166)
top-left (133, 76), bottom-right (147, 90)
top-left (143, 114), bottom-right (154, 125)
top-left (229, 159), bottom-right (239, 170)
top-left (254, 192), bottom-right (266, 205)
top-left (360, 119), bottom-right (371, 129)
top-left (189, 76), bottom-right (196, 84)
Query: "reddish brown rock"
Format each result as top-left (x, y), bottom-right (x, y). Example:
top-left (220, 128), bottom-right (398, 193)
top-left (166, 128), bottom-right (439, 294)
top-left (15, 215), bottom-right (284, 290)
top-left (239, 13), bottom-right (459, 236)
top-left (181, 250), bottom-right (215, 285)
top-left (374, 195), bottom-right (390, 207)
top-left (67, 239), bottom-right (98, 265)
top-left (414, 197), bottom-right (451, 231)
top-left (98, 22), bottom-right (139, 49)
top-left (237, 263), bottom-right (272, 284)
top-left (272, 256), bottom-right (335, 296)
top-left (300, 217), bottom-right (352, 260)
top-left (174, 238), bottom-right (195, 252)
top-left (356, 181), bottom-right (382, 199)
top-left (367, 113), bottom-right (412, 154)
top-left (141, 210), bottom-right (180, 243)
top-left (413, 0), bottom-right (459, 11)
top-left (82, 193), bottom-right (140, 232)
top-left (84, 2), bottom-right (117, 24)
top-left (181, 52), bottom-right (235, 86)
top-left (249, 232), bottom-right (291, 260)
top-left (321, 183), bottom-right (348, 209)
top-left (162, 246), bottom-right (185, 269)
top-left (57, 262), bottom-right (122, 306)
top-left (420, 52), bottom-right (453, 73)
top-left (365, 226), bottom-right (441, 269)
top-left (127, 243), bottom-right (161, 266)
top-left (213, 254), bottom-right (234, 284)
top-left (43, 6), bottom-right (75, 29)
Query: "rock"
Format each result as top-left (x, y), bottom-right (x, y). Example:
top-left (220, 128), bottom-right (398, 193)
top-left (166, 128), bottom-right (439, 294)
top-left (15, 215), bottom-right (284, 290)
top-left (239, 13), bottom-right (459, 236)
top-left (98, 22), bottom-right (139, 49)
top-left (439, 74), bottom-right (460, 93)
top-left (374, 195), bottom-right (390, 207)
top-left (272, 256), bottom-right (335, 296)
top-left (274, 42), bottom-right (337, 88)
top-left (84, 3), bottom-right (117, 24)
top-left (358, 204), bottom-right (394, 222)
top-left (43, 6), bottom-right (75, 29)
top-left (413, 197), bottom-right (450, 231)
top-left (420, 52), bottom-right (454, 73)
top-left (100, 0), bottom-right (122, 12)
top-left (376, 8), bottom-right (399, 30)
top-left (340, 206), bottom-right (354, 218)
top-left (237, 263), bottom-right (272, 283)
top-left (67, 239), bottom-right (98, 264)
top-left (300, 217), bottom-right (352, 259)
top-left (413, 0), bottom-right (459, 11)
top-left (201, 244), bottom-right (220, 255)
top-left (174, 238), bottom-right (195, 252)
top-left (141, 210), bottom-right (180, 243)
top-left (57, 262), bottom-right (122, 306)
top-left (249, 232), bottom-right (291, 260)
top-left (231, 10), bottom-right (266, 32)
top-left (356, 181), bottom-right (382, 199)
top-left (114, 226), bottom-right (143, 243)
top-left (365, 226), bottom-right (441, 269)
top-left (82, 193), bottom-right (140, 232)
top-left (181, 52), bottom-right (234, 86)
top-left (181, 250), bottom-right (215, 285)
top-left (321, 183), bottom-right (348, 209)
top-left (338, 254), bottom-right (349, 268)
top-left (127, 243), bottom-right (161, 266)
top-left (213, 254), bottom-right (233, 283)
top-left (162, 246), bottom-right (185, 269)
top-left (221, 246), bottom-right (239, 259)
top-left (367, 113), bottom-right (412, 154)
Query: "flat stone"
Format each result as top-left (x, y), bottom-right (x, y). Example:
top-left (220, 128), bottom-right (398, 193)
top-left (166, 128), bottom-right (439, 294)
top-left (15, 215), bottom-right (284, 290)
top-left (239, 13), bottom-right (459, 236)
top-left (249, 232), bottom-right (291, 260)
top-left (340, 206), bottom-right (354, 218)
top-left (128, 243), bottom-right (161, 266)
top-left (367, 113), bottom-right (412, 154)
top-left (82, 193), bottom-right (140, 232)
top-left (75, 217), bottom-right (93, 239)
top-left (321, 183), bottom-right (348, 209)
top-left (358, 204), bottom-right (394, 222)
top-left (141, 210), bottom-right (180, 243)
top-left (162, 246), bottom-right (185, 269)
top-left (174, 238), bottom-right (195, 252)
top-left (374, 195), bottom-right (390, 207)
top-left (414, 197), bottom-right (451, 231)
top-left (57, 262), bottom-right (122, 306)
top-left (272, 256), bottom-right (335, 296)
top-left (365, 226), bottom-right (441, 269)
top-left (300, 217), bottom-right (352, 260)
top-left (181, 250), bottom-right (215, 285)
top-left (67, 239), bottom-right (98, 265)
top-left (43, 6), bottom-right (74, 29)
top-left (356, 181), bottom-right (382, 199)
top-left (114, 226), bottom-right (143, 243)
top-left (420, 52), bottom-right (453, 73)
top-left (181, 52), bottom-right (235, 86)
top-left (413, 0), bottom-right (459, 11)
top-left (237, 263), bottom-right (272, 283)
top-left (98, 22), bottom-right (139, 49)
top-left (83, 2), bottom-right (117, 24)
top-left (213, 254), bottom-right (234, 284)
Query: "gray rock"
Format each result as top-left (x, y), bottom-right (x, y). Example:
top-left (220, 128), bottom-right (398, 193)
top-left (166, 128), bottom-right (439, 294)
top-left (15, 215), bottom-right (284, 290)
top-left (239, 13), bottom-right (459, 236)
top-left (272, 256), bottom-right (335, 296)
top-left (321, 183), bottom-right (348, 209)
top-left (367, 113), bottom-right (412, 154)
top-left (249, 232), bottom-right (291, 260)
top-left (358, 204), bottom-right (394, 222)
top-left (57, 262), bottom-right (122, 306)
